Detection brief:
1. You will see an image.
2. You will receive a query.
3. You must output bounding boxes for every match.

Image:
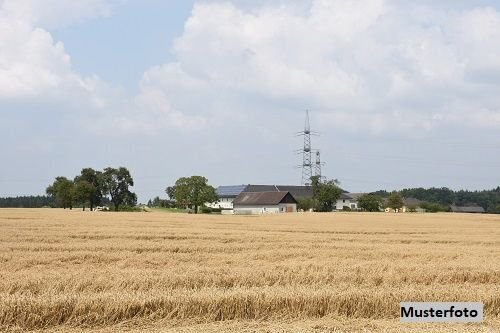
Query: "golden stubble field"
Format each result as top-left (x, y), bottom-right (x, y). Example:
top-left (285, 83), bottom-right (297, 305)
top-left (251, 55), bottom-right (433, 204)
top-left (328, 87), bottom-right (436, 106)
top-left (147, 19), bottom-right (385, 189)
top-left (0, 209), bottom-right (499, 333)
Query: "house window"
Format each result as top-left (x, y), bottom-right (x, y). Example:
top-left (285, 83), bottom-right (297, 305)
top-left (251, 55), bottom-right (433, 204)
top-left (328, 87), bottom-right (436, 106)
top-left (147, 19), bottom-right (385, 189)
top-left (343, 199), bottom-right (345, 203)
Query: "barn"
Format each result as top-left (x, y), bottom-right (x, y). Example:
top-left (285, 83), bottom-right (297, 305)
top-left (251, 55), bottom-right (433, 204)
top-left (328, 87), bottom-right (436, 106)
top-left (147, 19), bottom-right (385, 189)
top-left (233, 191), bottom-right (297, 215)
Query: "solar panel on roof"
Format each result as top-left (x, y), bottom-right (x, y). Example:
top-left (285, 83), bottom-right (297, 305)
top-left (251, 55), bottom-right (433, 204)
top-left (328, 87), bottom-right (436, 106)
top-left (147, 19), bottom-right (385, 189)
top-left (216, 185), bottom-right (247, 197)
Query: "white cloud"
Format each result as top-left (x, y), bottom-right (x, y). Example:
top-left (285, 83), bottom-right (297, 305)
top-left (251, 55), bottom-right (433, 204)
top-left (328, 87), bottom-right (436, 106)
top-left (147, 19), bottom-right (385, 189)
top-left (0, 0), bottom-right (111, 29)
top-left (134, 0), bottom-right (500, 134)
top-left (2, 0), bottom-right (500, 135)
top-left (2, 0), bottom-right (500, 198)
top-left (0, 0), bottom-right (113, 107)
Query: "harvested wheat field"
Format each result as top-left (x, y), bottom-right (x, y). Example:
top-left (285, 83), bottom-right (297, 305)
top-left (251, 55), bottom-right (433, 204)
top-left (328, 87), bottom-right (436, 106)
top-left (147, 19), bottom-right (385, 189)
top-left (0, 209), bottom-right (499, 332)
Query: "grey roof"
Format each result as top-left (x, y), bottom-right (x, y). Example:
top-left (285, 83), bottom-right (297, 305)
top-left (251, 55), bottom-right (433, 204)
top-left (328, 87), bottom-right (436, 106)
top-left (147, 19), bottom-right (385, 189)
top-left (233, 191), bottom-right (297, 206)
top-left (274, 185), bottom-right (313, 199)
top-left (244, 185), bottom-right (278, 193)
top-left (243, 185), bottom-right (313, 199)
top-left (339, 192), bottom-right (366, 200)
top-left (216, 185), bottom-right (247, 198)
top-left (450, 205), bottom-right (485, 213)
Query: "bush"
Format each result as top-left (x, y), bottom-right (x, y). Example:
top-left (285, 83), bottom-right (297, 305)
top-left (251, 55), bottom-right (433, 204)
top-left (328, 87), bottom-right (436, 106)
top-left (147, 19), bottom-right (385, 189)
top-left (200, 206), bottom-right (212, 214)
top-left (491, 205), bottom-right (500, 214)
top-left (406, 205), bottom-right (417, 213)
top-left (104, 205), bottom-right (141, 212)
top-left (297, 198), bottom-right (315, 211)
top-left (420, 202), bottom-right (446, 213)
top-left (342, 206), bottom-right (352, 212)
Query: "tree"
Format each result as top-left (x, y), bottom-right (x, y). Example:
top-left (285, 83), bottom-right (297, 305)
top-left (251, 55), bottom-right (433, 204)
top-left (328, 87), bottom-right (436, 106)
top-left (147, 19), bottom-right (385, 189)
top-left (311, 176), bottom-right (342, 212)
top-left (167, 176), bottom-right (218, 214)
top-left (72, 180), bottom-right (95, 211)
top-left (386, 191), bottom-right (404, 210)
top-left (74, 168), bottom-right (103, 211)
top-left (101, 167), bottom-right (136, 211)
top-left (358, 194), bottom-right (382, 212)
top-left (297, 197), bottom-right (315, 211)
top-left (46, 177), bottom-right (75, 209)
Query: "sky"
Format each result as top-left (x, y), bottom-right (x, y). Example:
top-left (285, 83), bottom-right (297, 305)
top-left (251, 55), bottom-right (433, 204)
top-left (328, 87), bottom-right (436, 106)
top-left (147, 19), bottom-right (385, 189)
top-left (1, 0), bottom-right (500, 202)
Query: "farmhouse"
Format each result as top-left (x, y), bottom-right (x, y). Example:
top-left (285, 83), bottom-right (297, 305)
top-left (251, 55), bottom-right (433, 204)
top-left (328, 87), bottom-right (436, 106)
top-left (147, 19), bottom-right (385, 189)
top-left (208, 185), bottom-right (247, 210)
top-left (335, 193), bottom-right (365, 211)
top-left (233, 191), bottom-right (297, 215)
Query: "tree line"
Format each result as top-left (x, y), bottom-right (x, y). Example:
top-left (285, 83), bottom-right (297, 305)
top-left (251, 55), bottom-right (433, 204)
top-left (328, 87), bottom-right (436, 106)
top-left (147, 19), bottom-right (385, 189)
top-left (371, 187), bottom-right (500, 213)
top-left (0, 195), bottom-right (55, 208)
top-left (3, 172), bottom-right (499, 214)
top-left (46, 167), bottom-right (136, 211)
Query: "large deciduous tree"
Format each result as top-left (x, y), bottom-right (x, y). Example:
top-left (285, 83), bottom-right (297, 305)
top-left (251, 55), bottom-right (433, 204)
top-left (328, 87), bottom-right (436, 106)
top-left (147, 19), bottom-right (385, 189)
top-left (101, 167), bottom-right (136, 211)
top-left (73, 168), bottom-right (103, 211)
top-left (311, 176), bottom-right (342, 212)
top-left (167, 176), bottom-right (217, 214)
top-left (358, 194), bottom-right (383, 212)
top-left (386, 191), bottom-right (404, 210)
top-left (72, 180), bottom-right (95, 211)
top-left (46, 177), bottom-right (75, 209)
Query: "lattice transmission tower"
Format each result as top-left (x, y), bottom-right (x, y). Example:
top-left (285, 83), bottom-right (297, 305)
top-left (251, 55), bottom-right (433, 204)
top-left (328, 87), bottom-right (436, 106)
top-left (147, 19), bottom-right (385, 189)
top-left (314, 150), bottom-right (324, 181)
top-left (297, 110), bottom-right (322, 185)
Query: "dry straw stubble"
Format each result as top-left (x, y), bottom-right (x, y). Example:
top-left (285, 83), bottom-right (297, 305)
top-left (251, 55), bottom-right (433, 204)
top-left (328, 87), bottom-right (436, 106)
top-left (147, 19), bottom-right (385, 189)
top-left (0, 209), bottom-right (499, 332)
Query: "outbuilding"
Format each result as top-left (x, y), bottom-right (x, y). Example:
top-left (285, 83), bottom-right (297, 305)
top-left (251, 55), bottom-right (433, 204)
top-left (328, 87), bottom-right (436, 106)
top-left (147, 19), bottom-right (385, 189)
top-left (450, 205), bottom-right (485, 213)
top-left (233, 191), bottom-right (297, 215)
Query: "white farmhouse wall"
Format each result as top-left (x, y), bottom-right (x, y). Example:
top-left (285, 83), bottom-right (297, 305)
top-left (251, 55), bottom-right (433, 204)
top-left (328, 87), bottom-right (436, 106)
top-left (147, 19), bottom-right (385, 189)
top-left (278, 203), bottom-right (297, 213)
top-left (207, 197), bottom-right (234, 209)
top-left (335, 199), bottom-right (359, 210)
top-left (234, 204), bottom-right (296, 215)
top-left (234, 205), bottom-right (280, 215)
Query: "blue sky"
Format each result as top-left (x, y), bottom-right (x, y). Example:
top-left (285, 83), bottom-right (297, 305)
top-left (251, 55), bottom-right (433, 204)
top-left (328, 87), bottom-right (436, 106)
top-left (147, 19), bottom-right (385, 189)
top-left (1, 0), bottom-right (500, 202)
top-left (52, 1), bottom-right (195, 93)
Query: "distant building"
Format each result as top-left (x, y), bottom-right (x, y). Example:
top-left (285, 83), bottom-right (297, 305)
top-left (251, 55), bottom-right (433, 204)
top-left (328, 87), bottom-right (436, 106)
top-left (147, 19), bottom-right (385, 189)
top-left (335, 193), bottom-right (366, 210)
top-left (384, 197), bottom-right (423, 213)
top-left (450, 205), bottom-right (485, 213)
top-left (208, 184), bottom-right (312, 210)
top-left (233, 191), bottom-right (297, 215)
top-left (244, 185), bottom-right (313, 200)
top-left (207, 185), bottom-right (247, 210)
top-left (402, 197), bottom-right (424, 213)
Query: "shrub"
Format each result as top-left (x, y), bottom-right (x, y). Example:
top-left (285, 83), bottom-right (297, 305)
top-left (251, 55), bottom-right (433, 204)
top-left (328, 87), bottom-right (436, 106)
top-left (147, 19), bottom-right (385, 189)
top-left (420, 202), bottom-right (446, 213)
top-left (406, 205), bottom-right (417, 213)
top-left (200, 206), bottom-right (212, 214)
top-left (297, 198), bottom-right (315, 211)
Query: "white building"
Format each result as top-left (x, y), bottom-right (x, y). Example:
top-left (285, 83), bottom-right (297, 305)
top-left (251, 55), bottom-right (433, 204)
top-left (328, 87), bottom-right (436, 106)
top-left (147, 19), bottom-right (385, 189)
top-left (207, 185), bottom-right (247, 210)
top-left (207, 184), bottom-right (312, 211)
top-left (335, 193), bottom-right (366, 210)
top-left (233, 191), bottom-right (297, 215)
